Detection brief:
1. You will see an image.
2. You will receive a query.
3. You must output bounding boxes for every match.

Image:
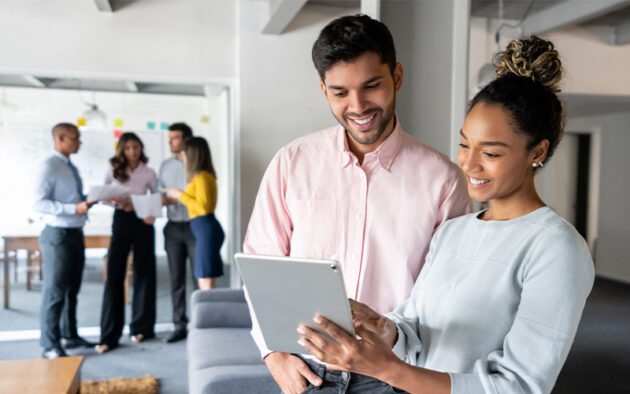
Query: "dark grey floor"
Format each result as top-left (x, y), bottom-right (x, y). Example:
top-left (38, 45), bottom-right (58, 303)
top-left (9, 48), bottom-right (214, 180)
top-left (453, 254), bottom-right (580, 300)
top-left (553, 277), bottom-right (630, 394)
top-left (0, 255), bottom-right (230, 394)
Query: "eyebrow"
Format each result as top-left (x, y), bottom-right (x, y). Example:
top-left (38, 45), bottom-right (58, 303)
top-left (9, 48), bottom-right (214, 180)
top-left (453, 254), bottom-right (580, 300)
top-left (459, 129), bottom-right (510, 148)
top-left (327, 76), bottom-right (383, 91)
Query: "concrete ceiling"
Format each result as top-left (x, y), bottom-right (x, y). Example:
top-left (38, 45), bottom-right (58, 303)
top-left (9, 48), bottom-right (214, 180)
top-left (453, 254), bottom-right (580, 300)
top-left (0, 74), bottom-right (212, 97)
top-left (471, 0), bottom-right (630, 43)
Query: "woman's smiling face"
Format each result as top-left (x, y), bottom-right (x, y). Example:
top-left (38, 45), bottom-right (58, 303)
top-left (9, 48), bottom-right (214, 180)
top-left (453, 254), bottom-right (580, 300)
top-left (457, 102), bottom-right (541, 205)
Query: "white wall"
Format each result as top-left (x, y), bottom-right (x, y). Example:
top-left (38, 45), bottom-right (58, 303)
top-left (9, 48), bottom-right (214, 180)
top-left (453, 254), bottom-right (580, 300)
top-left (0, 0), bottom-right (236, 82)
top-left (567, 113), bottom-right (630, 284)
top-left (238, 2), bottom-right (355, 235)
top-left (383, 0), bottom-right (470, 157)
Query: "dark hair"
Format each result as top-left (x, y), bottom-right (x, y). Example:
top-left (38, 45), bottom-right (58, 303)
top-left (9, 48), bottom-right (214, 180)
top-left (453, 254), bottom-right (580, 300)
top-left (470, 35), bottom-right (563, 166)
top-left (110, 132), bottom-right (148, 182)
top-left (184, 136), bottom-right (216, 181)
top-left (168, 122), bottom-right (193, 139)
top-left (312, 14), bottom-right (397, 80)
top-left (51, 122), bottom-right (78, 138)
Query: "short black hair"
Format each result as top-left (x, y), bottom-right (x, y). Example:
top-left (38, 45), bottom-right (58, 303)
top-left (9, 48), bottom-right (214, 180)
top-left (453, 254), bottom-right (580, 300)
top-left (312, 14), bottom-right (397, 80)
top-left (168, 122), bottom-right (193, 139)
top-left (51, 122), bottom-right (78, 138)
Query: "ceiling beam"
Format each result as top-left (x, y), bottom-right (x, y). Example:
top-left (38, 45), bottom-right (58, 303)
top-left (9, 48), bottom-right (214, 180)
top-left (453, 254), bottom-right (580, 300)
top-left (614, 18), bottom-right (630, 45)
top-left (22, 75), bottom-right (46, 88)
top-left (125, 81), bottom-right (138, 93)
top-left (261, 0), bottom-right (308, 34)
top-left (521, 0), bottom-right (630, 35)
top-left (361, 0), bottom-right (380, 20)
top-left (94, 0), bottom-right (113, 13)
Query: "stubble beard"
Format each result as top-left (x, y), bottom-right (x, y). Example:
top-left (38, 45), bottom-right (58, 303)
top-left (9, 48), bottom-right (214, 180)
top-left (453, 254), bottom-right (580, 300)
top-left (340, 99), bottom-right (396, 146)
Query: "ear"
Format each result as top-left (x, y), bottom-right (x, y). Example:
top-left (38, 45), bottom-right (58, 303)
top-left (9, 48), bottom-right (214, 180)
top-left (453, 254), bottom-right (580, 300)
top-left (393, 63), bottom-right (403, 91)
top-left (319, 79), bottom-right (328, 99)
top-left (530, 139), bottom-right (550, 165)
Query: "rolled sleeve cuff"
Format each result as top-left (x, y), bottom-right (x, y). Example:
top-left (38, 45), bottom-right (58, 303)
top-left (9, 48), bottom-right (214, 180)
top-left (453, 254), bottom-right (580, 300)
top-left (391, 325), bottom-right (407, 360)
top-left (63, 203), bottom-right (77, 215)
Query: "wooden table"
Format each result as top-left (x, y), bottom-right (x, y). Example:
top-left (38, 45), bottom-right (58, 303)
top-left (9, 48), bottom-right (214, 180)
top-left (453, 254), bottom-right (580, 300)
top-left (2, 234), bottom-right (110, 309)
top-left (0, 356), bottom-right (84, 394)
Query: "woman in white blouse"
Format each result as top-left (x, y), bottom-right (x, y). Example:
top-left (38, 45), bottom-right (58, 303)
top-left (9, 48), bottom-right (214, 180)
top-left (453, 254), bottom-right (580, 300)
top-left (296, 36), bottom-right (595, 394)
top-left (95, 132), bottom-right (158, 354)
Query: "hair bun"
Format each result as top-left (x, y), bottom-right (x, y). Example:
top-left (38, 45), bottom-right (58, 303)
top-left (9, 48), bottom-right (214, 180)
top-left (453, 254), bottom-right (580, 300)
top-left (493, 35), bottom-right (562, 92)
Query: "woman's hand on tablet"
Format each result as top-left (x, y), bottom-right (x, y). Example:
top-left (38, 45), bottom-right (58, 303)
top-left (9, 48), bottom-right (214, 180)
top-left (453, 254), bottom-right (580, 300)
top-left (349, 299), bottom-right (398, 348)
top-left (297, 314), bottom-right (401, 380)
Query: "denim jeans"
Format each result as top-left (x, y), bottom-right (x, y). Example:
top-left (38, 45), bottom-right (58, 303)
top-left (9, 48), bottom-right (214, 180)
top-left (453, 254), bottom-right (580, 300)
top-left (299, 357), bottom-right (406, 394)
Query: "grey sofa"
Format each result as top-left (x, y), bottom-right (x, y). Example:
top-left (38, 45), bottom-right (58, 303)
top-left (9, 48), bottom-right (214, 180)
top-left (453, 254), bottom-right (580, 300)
top-left (187, 289), bottom-right (279, 394)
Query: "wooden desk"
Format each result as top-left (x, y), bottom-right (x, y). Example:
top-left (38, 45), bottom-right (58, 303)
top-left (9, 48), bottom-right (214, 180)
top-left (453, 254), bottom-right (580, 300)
top-left (0, 356), bottom-right (84, 394)
top-left (2, 234), bottom-right (110, 309)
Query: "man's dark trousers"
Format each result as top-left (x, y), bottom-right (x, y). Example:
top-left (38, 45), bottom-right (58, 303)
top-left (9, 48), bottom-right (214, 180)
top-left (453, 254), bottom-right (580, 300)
top-left (39, 225), bottom-right (85, 350)
top-left (164, 220), bottom-right (196, 331)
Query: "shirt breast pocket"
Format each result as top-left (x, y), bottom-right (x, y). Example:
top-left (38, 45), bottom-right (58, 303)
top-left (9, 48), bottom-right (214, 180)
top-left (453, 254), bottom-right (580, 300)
top-left (287, 198), bottom-right (338, 259)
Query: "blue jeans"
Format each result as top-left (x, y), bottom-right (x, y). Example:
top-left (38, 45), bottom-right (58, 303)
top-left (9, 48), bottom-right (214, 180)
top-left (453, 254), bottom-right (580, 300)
top-left (299, 357), bottom-right (406, 394)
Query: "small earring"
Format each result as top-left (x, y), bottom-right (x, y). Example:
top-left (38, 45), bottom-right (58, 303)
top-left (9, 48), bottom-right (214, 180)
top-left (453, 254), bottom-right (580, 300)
top-left (532, 162), bottom-right (544, 168)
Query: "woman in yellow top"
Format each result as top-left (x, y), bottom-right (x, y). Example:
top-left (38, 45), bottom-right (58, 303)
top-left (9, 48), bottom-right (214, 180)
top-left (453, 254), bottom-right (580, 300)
top-left (165, 137), bottom-right (224, 290)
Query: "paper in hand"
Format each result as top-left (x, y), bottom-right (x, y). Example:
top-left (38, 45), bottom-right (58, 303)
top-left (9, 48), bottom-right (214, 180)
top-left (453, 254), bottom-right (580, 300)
top-left (130, 193), bottom-right (163, 219)
top-left (88, 184), bottom-right (130, 202)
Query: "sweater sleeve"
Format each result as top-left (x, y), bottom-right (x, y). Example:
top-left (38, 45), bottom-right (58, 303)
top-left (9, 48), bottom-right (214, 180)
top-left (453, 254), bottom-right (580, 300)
top-left (385, 226), bottom-right (445, 364)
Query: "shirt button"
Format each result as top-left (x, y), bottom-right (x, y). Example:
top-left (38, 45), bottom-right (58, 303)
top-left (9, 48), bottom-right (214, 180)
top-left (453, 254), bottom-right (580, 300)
top-left (355, 212), bottom-right (362, 219)
top-left (351, 253), bottom-right (357, 259)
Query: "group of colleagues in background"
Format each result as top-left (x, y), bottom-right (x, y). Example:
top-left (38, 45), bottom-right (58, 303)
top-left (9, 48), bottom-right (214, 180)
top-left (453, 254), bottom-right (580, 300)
top-left (34, 121), bottom-right (224, 358)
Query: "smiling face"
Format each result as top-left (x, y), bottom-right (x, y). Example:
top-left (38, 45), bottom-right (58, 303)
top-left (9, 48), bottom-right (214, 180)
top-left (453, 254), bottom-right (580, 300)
top-left (457, 102), bottom-right (548, 208)
top-left (320, 52), bottom-right (402, 153)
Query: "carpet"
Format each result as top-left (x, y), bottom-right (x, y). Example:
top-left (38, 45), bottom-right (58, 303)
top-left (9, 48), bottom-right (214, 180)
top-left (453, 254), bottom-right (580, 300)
top-left (81, 375), bottom-right (160, 394)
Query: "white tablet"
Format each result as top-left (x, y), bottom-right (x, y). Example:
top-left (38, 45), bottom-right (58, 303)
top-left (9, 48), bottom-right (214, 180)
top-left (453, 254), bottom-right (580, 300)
top-left (235, 253), bottom-right (355, 354)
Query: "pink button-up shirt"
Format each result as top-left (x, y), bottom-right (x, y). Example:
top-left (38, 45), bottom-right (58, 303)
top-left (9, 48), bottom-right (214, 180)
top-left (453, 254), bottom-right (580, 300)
top-left (244, 120), bottom-right (471, 357)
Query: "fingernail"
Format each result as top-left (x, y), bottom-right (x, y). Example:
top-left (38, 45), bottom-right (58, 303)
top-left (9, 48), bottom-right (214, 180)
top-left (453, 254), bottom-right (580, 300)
top-left (297, 325), bottom-right (305, 334)
top-left (314, 314), bottom-right (323, 324)
top-left (314, 378), bottom-right (323, 386)
top-left (297, 339), bottom-right (305, 347)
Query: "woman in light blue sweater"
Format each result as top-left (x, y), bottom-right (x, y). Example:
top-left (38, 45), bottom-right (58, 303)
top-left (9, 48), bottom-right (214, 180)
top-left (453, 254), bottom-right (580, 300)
top-left (297, 36), bottom-right (595, 394)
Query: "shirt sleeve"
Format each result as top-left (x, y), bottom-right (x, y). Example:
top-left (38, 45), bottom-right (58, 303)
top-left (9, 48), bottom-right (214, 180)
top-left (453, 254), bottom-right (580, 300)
top-left (385, 227), bottom-right (443, 364)
top-left (447, 226), bottom-right (595, 394)
top-left (33, 161), bottom-right (77, 216)
top-left (148, 168), bottom-right (158, 194)
top-left (179, 173), bottom-right (216, 214)
top-left (434, 166), bottom-right (471, 231)
top-left (243, 149), bottom-right (294, 358)
top-left (104, 167), bottom-right (114, 185)
top-left (158, 162), bottom-right (166, 190)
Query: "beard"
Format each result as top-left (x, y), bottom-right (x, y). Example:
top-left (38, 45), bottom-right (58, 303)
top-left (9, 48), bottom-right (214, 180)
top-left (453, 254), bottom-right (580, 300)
top-left (338, 97), bottom-right (396, 146)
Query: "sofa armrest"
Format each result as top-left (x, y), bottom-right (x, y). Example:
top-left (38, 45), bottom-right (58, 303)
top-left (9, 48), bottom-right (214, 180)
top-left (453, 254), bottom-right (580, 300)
top-left (190, 289), bottom-right (252, 329)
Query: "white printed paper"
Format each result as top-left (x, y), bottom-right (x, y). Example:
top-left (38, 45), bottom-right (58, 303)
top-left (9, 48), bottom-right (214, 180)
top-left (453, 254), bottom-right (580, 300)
top-left (131, 193), bottom-right (163, 219)
top-left (87, 184), bottom-right (130, 202)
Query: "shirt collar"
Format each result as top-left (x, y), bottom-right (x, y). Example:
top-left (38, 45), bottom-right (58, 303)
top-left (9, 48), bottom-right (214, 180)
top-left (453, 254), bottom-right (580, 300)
top-left (52, 150), bottom-right (70, 164)
top-left (337, 116), bottom-right (403, 171)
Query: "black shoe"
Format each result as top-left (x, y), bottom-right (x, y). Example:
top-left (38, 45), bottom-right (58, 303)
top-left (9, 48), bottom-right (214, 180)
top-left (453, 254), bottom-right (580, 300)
top-left (63, 336), bottom-right (97, 349)
top-left (42, 347), bottom-right (67, 359)
top-left (165, 329), bottom-right (187, 343)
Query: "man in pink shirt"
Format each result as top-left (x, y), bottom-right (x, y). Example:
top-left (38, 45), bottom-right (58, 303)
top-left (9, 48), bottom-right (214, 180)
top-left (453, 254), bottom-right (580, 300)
top-left (244, 14), bottom-right (470, 394)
